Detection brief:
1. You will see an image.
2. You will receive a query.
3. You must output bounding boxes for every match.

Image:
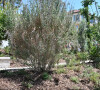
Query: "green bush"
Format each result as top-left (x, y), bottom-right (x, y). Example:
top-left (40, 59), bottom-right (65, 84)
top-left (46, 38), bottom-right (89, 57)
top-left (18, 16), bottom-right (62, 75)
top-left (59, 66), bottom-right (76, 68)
top-left (89, 46), bottom-right (100, 60)
top-left (89, 72), bottom-right (100, 85)
top-left (42, 72), bottom-right (51, 80)
top-left (77, 52), bottom-right (89, 60)
top-left (8, 0), bottom-right (71, 71)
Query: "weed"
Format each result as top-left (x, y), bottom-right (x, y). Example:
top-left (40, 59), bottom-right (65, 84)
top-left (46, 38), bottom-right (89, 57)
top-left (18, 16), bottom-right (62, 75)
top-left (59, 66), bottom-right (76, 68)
top-left (81, 65), bottom-right (100, 85)
top-left (67, 59), bottom-right (80, 67)
top-left (89, 72), bottom-right (100, 85)
top-left (67, 66), bottom-right (80, 72)
top-left (70, 76), bottom-right (79, 83)
top-left (22, 82), bottom-right (33, 89)
top-left (42, 72), bottom-right (52, 80)
top-left (81, 65), bottom-right (93, 78)
top-left (77, 52), bottom-right (89, 60)
top-left (56, 68), bottom-right (66, 74)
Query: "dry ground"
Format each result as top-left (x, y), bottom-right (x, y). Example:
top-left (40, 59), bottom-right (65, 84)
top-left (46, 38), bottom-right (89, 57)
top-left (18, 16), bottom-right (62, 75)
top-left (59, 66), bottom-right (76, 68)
top-left (0, 64), bottom-right (100, 90)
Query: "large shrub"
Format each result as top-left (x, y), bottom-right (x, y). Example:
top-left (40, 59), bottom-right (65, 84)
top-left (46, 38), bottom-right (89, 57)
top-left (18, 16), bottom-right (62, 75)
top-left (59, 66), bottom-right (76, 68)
top-left (8, 0), bottom-right (71, 71)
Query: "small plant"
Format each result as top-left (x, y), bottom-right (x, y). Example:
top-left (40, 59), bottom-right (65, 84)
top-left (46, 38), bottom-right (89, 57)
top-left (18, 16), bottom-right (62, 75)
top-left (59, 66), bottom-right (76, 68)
top-left (42, 72), bottom-right (51, 80)
top-left (89, 46), bottom-right (100, 60)
top-left (70, 76), bottom-right (79, 83)
top-left (81, 65), bottom-right (93, 78)
top-left (56, 68), bottom-right (66, 74)
top-left (22, 82), bottom-right (33, 89)
top-left (27, 83), bottom-right (33, 89)
top-left (4, 46), bottom-right (10, 54)
top-left (77, 52), bottom-right (89, 60)
top-left (67, 66), bottom-right (80, 72)
top-left (67, 59), bottom-right (80, 67)
top-left (89, 72), bottom-right (100, 85)
top-left (74, 66), bottom-right (80, 72)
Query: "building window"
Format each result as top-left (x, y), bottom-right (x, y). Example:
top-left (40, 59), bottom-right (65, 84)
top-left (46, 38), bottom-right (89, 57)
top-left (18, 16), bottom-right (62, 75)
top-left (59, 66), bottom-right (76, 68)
top-left (81, 15), bottom-right (84, 20)
top-left (73, 14), bottom-right (80, 22)
top-left (73, 15), bottom-right (76, 21)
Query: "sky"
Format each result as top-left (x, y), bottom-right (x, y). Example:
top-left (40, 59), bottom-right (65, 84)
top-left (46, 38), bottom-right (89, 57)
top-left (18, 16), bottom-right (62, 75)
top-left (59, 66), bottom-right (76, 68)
top-left (21, 0), bottom-right (100, 14)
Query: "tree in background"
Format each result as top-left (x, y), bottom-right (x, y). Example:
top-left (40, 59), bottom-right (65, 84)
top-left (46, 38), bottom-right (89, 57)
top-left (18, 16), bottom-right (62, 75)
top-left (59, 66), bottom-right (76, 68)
top-left (78, 20), bottom-right (86, 52)
top-left (80, 0), bottom-right (95, 51)
top-left (0, 0), bottom-right (22, 8)
top-left (0, 0), bottom-right (22, 44)
top-left (0, 6), bottom-right (7, 41)
top-left (80, 0), bottom-right (100, 63)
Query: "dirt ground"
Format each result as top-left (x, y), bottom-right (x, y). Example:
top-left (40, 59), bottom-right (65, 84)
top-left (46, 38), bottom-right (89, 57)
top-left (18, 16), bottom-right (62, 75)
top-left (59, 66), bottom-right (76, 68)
top-left (0, 64), bottom-right (100, 90)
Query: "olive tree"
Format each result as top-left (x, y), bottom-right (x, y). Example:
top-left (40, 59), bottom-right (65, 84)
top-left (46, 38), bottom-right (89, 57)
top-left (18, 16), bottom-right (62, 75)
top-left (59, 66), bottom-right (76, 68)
top-left (8, 0), bottom-right (71, 71)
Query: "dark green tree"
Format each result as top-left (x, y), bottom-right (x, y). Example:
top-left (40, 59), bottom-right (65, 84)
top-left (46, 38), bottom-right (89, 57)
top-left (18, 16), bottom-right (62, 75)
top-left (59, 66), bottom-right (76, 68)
top-left (0, 0), bottom-right (22, 42)
top-left (0, 0), bottom-right (22, 8)
top-left (80, 0), bottom-right (94, 51)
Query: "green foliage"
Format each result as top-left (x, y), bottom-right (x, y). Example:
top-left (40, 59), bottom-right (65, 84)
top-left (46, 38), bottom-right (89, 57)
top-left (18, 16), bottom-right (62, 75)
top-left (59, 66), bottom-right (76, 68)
top-left (80, 0), bottom-right (95, 52)
top-left (42, 72), bottom-right (51, 80)
top-left (56, 68), bottom-right (66, 74)
top-left (81, 65), bottom-right (100, 85)
top-left (8, 0), bottom-right (71, 71)
top-left (0, 9), bottom-right (7, 40)
top-left (70, 76), bottom-right (79, 83)
top-left (22, 82), bottom-right (33, 89)
top-left (0, 53), bottom-right (9, 57)
top-left (78, 21), bottom-right (86, 52)
top-left (67, 66), bottom-right (80, 72)
top-left (77, 52), bottom-right (89, 60)
top-left (4, 46), bottom-right (10, 54)
top-left (0, 0), bottom-right (22, 8)
top-left (81, 0), bottom-right (94, 7)
top-left (89, 46), bottom-right (100, 60)
top-left (81, 65), bottom-right (93, 78)
top-left (89, 72), bottom-right (100, 85)
top-left (67, 59), bottom-right (80, 67)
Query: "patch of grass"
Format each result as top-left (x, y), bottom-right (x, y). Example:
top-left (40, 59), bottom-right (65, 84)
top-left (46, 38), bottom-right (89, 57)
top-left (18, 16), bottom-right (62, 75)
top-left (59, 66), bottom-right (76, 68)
top-left (89, 72), bottom-right (100, 85)
top-left (56, 68), bottom-right (66, 74)
top-left (42, 72), bottom-right (52, 80)
top-left (81, 65), bottom-right (100, 85)
top-left (81, 65), bottom-right (93, 78)
top-left (77, 52), bottom-right (89, 60)
top-left (67, 59), bottom-right (80, 67)
top-left (67, 66), bottom-right (80, 72)
top-left (70, 76), bottom-right (79, 83)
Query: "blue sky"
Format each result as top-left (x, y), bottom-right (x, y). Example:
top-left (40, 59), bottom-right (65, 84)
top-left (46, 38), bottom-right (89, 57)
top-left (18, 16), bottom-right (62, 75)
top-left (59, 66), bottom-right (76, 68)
top-left (22, 0), bottom-right (100, 14)
top-left (63, 0), bottom-right (100, 12)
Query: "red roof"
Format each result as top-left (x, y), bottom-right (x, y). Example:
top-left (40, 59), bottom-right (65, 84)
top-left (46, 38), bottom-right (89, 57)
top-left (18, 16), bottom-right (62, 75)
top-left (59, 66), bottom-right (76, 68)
top-left (73, 10), bottom-right (80, 13)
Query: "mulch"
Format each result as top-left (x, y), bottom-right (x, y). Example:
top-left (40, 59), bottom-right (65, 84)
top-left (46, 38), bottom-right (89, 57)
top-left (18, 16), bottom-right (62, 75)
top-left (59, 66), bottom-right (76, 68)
top-left (0, 65), bottom-right (100, 90)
